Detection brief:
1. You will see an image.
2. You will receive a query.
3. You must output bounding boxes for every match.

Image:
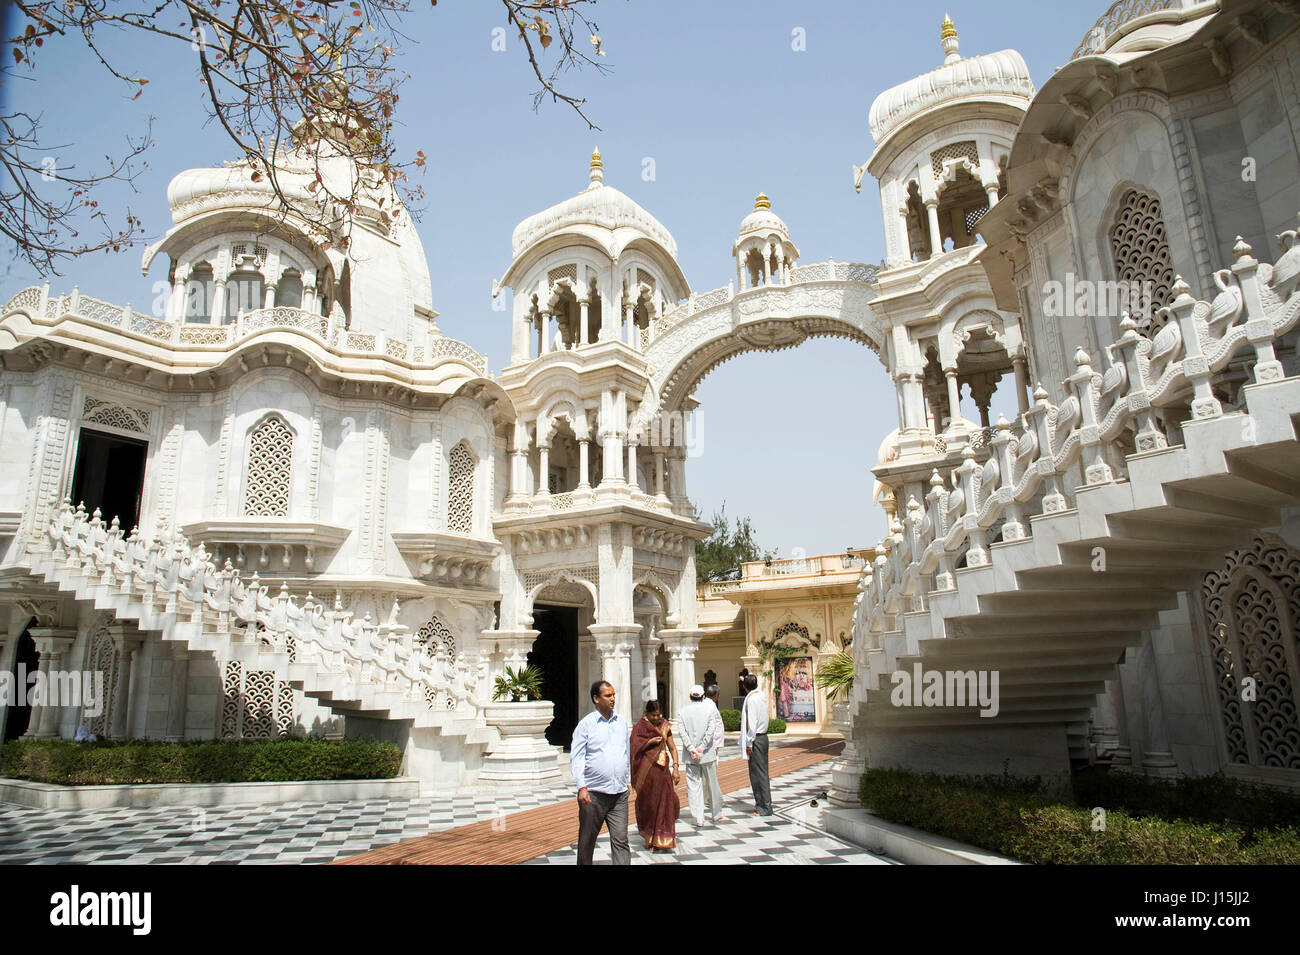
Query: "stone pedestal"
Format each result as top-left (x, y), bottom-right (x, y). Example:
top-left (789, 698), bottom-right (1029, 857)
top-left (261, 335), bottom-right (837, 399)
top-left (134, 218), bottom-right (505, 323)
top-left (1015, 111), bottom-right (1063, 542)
top-left (827, 700), bottom-right (866, 809)
top-left (478, 700), bottom-right (563, 785)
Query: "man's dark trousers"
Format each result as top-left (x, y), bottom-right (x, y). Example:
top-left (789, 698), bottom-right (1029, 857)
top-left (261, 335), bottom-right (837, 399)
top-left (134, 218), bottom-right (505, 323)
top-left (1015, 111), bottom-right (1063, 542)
top-left (576, 790), bottom-right (631, 865)
top-left (748, 733), bottom-right (772, 815)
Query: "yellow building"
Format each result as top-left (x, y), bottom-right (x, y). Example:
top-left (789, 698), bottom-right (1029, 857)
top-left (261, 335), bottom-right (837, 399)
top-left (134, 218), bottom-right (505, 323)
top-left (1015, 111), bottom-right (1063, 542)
top-left (695, 552), bottom-right (863, 735)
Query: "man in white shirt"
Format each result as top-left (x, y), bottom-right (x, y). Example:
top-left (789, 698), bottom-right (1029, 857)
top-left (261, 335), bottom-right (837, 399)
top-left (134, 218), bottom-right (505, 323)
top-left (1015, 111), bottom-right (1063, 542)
top-left (570, 680), bottom-right (631, 865)
top-left (738, 672), bottom-right (772, 815)
top-left (678, 684), bottom-right (726, 827)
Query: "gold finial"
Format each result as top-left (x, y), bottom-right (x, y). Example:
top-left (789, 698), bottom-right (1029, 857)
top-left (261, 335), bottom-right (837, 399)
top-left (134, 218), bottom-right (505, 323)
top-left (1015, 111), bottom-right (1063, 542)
top-left (590, 146), bottom-right (603, 169)
top-left (754, 193), bottom-right (771, 210)
top-left (941, 14), bottom-right (957, 40)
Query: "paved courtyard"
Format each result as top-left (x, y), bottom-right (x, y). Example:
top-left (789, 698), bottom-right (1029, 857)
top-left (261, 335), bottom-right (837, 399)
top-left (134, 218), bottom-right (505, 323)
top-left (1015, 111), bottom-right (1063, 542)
top-left (0, 740), bottom-right (891, 865)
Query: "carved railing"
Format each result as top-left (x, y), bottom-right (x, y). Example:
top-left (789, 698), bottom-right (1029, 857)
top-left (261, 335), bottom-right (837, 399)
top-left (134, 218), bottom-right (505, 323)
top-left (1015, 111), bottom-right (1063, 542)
top-left (1071, 0), bottom-right (1193, 59)
top-left (654, 259), bottom-right (882, 335)
top-left (851, 226), bottom-right (1300, 683)
top-left (29, 501), bottom-right (486, 718)
top-left (2, 288), bottom-right (488, 375)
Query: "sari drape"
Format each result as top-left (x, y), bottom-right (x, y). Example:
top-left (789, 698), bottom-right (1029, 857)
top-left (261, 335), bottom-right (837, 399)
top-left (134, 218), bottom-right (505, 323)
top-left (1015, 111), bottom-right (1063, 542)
top-left (630, 716), bottom-right (679, 850)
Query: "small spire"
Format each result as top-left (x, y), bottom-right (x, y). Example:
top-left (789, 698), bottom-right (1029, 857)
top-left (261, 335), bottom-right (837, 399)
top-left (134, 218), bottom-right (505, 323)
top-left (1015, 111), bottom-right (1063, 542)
top-left (754, 192), bottom-right (771, 210)
top-left (941, 14), bottom-right (960, 64)
top-left (588, 146), bottom-right (604, 188)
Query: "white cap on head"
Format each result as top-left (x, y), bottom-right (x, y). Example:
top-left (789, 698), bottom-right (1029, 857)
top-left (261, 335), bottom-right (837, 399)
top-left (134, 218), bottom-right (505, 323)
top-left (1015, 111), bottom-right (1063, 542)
top-left (690, 684), bottom-right (705, 699)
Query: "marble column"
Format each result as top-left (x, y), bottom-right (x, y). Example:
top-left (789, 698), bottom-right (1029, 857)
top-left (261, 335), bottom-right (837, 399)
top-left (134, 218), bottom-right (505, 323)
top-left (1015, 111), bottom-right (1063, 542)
top-left (590, 624), bottom-right (639, 723)
top-left (578, 297), bottom-right (590, 346)
top-left (26, 628), bottom-right (77, 739)
top-left (897, 206), bottom-right (912, 264)
top-left (985, 182), bottom-right (1000, 208)
top-left (944, 368), bottom-right (962, 430)
top-left (925, 199), bottom-right (943, 258)
top-left (1013, 356), bottom-right (1031, 416)
top-left (659, 630), bottom-right (702, 728)
top-left (109, 629), bottom-right (144, 740)
top-left (165, 643), bottom-right (190, 741)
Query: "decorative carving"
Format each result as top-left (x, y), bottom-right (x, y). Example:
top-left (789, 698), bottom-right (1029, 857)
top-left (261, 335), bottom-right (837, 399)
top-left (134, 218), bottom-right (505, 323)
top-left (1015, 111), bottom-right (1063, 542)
top-left (243, 415), bottom-right (294, 518)
top-left (447, 441), bottom-right (475, 534)
top-left (1202, 536), bottom-right (1300, 770)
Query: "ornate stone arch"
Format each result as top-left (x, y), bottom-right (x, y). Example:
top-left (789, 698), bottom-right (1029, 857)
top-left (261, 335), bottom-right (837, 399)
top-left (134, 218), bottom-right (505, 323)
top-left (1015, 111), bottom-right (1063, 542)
top-left (243, 412), bottom-right (295, 517)
top-left (524, 569), bottom-right (599, 621)
top-left (633, 570), bottom-right (680, 625)
top-left (1201, 534), bottom-right (1300, 771)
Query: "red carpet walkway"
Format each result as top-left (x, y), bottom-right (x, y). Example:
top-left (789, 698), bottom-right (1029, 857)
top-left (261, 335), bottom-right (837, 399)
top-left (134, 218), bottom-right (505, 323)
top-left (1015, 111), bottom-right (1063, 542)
top-left (336, 737), bottom-right (844, 865)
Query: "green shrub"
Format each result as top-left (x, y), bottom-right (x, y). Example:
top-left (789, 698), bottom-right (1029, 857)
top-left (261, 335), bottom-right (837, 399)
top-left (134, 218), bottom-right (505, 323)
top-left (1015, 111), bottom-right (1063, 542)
top-left (1, 738), bottom-right (402, 785)
top-left (1071, 767), bottom-right (1300, 831)
top-left (858, 767), bottom-right (1300, 865)
top-left (717, 710), bottom-right (786, 734)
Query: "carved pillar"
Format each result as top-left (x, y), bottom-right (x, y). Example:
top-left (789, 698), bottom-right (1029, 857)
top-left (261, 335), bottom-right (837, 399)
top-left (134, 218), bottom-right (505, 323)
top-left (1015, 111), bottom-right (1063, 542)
top-left (659, 630), bottom-right (702, 728)
top-left (985, 182), bottom-right (1000, 208)
top-left (640, 634), bottom-right (660, 705)
top-left (925, 199), bottom-right (943, 258)
top-left (26, 628), bottom-right (77, 739)
top-left (653, 451), bottom-right (667, 503)
top-left (578, 296), bottom-right (590, 346)
top-left (944, 368), bottom-right (962, 430)
top-left (109, 629), bottom-right (144, 740)
top-left (1013, 355), bottom-right (1031, 416)
top-left (165, 643), bottom-right (190, 741)
top-left (538, 309), bottom-right (551, 355)
top-left (590, 624), bottom-right (639, 723)
top-left (896, 205), bottom-right (912, 264)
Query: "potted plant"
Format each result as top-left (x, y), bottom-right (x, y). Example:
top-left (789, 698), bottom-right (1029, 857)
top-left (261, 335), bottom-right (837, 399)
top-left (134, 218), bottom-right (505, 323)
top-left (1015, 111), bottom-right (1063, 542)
top-left (481, 664), bottom-right (561, 784)
top-left (491, 664), bottom-right (544, 703)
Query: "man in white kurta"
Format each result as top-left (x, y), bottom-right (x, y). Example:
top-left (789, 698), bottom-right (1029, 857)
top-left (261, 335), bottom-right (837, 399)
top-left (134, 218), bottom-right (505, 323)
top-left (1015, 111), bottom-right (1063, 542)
top-left (678, 684), bottom-right (725, 827)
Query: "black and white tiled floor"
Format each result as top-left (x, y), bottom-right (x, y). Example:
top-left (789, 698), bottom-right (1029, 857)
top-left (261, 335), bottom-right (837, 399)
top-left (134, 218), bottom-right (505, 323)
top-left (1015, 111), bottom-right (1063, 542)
top-left (524, 761), bottom-right (897, 865)
top-left (0, 782), bottom-right (575, 865)
top-left (0, 752), bottom-right (892, 865)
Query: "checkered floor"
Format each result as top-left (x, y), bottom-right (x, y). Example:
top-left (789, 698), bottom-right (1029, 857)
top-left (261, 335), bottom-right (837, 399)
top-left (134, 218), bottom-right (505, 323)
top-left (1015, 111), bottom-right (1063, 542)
top-left (524, 761), bottom-right (897, 865)
top-left (0, 782), bottom-right (575, 865)
top-left (0, 750), bottom-right (892, 865)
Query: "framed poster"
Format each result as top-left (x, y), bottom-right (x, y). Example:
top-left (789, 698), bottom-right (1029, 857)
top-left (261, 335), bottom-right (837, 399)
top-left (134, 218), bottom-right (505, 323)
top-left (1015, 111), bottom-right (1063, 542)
top-left (776, 656), bottom-right (816, 722)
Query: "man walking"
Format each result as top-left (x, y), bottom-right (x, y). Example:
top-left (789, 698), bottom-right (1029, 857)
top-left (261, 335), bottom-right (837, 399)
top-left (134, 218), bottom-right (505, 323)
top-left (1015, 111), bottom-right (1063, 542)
top-left (571, 680), bottom-right (631, 865)
top-left (677, 684), bottom-right (726, 827)
top-left (739, 673), bottom-right (772, 815)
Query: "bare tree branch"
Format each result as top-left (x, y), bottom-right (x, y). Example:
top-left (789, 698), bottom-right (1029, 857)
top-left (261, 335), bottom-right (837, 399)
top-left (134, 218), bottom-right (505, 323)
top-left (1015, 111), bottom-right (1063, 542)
top-left (4, 1), bottom-right (618, 274)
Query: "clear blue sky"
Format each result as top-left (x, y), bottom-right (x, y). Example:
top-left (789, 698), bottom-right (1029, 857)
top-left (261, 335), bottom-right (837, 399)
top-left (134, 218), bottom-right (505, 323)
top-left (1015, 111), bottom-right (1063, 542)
top-left (0, 1), bottom-right (1102, 556)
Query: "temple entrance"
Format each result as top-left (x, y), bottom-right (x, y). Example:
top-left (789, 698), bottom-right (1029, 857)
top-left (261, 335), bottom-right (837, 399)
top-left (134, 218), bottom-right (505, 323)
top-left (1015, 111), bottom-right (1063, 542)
top-left (3, 618), bottom-right (39, 742)
top-left (528, 604), bottom-right (579, 749)
top-left (70, 428), bottom-right (148, 532)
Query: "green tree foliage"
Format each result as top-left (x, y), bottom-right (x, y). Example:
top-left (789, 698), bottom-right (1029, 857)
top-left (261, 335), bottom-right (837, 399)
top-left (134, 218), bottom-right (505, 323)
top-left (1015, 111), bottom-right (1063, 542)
top-left (694, 502), bottom-right (775, 583)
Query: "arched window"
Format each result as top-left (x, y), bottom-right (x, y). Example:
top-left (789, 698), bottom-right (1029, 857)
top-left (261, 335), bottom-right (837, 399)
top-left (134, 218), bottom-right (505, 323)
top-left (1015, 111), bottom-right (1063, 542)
top-left (186, 263), bottom-right (215, 324)
top-left (1202, 536), bottom-right (1300, 770)
top-left (447, 441), bottom-right (475, 534)
top-left (226, 269), bottom-right (265, 322)
top-left (275, 269), bottom-right (304, 309)
top-left (1108, 188), bottom-right (1176, 328)
top-left (243, 415), bottom-right (294, 517)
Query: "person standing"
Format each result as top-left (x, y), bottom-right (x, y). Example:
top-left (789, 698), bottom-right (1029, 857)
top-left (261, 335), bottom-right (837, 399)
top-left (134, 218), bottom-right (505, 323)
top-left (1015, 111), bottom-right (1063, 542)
top-left (678, 685), bottom-right (726, 828)
top-left (571, 680), bottom-right (631, 865)
top-left (739, 673), bottom-right (772, 816)
top-left (630, 700), bottom-right (680, 851)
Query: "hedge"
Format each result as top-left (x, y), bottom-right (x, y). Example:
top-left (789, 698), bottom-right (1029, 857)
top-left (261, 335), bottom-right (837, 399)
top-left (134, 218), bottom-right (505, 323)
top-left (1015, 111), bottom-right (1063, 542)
top-left (1, 738), bottom-right (402, 785)
top-left (859, 768), bottom-right (1300, 865)
top-left (719, 709), bottom-right (786, 734)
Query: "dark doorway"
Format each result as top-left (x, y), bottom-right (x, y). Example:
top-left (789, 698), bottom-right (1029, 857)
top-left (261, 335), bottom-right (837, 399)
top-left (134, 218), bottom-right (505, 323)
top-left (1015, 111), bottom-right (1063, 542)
top-left (3, 619), bottom-right (39, 742)
top-left (70, 429), bottom-right (148, 532)
top-left (528, 604), bottom-right (579, 749)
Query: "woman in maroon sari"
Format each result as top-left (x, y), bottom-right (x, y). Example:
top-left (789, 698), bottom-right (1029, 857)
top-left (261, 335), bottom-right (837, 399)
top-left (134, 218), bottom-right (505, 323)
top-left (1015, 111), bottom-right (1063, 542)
top-left (631, 700), bottom-right (680, 852)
